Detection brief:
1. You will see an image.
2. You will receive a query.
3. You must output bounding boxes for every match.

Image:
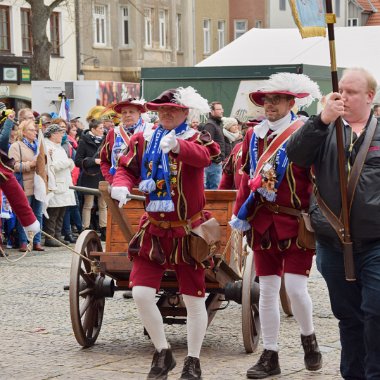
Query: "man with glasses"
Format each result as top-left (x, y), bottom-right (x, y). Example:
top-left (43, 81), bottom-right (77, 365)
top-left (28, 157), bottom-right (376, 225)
top-left (202, 101), bottom-right (225, 189)
top-left (230, 73), bottom-right (323, 379)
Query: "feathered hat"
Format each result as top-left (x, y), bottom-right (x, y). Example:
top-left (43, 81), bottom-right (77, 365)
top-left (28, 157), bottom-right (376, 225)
top-left (112, 98), bottom-right (146, 113)
top-left (86, 106), bottom-right (106, 122)
top-left (249, 73), bottom-right (322, 108)
top-left (146, 87), bottom-right (210, 115)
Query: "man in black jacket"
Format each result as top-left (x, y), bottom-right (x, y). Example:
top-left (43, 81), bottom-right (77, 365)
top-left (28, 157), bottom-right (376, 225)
top-left (203, 101), bottom-right (225, 189)
top-left (287, 67), bottom-right (380, 380)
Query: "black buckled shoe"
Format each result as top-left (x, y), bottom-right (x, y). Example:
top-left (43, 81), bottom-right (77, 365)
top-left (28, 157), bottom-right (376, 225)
top-left (301, 333), bottom-right (322, 371)
top-left (147, 347), bottom-right (176, 379)
top-left (246, 349), bottom-right (281, 379)
top-left (179, 356), bottom-right (202, 379)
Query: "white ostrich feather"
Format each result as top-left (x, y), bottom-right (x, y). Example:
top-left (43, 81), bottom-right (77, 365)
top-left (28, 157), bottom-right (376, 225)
top-left (258, 73), bottom-right (322, 108)
top-left (173, 86), bottom-right (210, 114)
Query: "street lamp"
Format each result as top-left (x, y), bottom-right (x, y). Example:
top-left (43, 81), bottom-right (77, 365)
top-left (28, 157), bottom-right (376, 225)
top-left (78, 54), bottom-right (100, 80)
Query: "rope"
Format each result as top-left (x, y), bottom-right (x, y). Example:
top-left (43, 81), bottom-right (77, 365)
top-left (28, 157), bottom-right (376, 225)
top-left (0, 230), bottom-right (96, 265)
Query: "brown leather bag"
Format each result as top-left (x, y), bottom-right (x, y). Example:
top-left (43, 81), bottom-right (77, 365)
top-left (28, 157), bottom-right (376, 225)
top-left (189, 218), bottom-right (221, 263)
top-left (297, 212), bottom-right (316, 250)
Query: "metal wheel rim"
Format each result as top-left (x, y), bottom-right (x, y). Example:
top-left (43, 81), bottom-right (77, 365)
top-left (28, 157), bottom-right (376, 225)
top-left (69, 230), bottom-right (104, 348)
top-left (242, 249), bottom-right (261, 353)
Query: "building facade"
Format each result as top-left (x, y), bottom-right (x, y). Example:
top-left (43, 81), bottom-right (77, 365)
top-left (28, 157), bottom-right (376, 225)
top-left (0, 0), bottom-right (76, 107)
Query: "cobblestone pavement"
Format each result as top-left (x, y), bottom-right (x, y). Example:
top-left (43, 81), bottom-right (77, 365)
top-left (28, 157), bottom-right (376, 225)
top-left (0, 245), bottom-right (342, 380)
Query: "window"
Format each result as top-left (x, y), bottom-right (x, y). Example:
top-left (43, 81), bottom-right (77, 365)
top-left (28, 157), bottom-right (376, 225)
top-left (93, 4), bottom-right (107, 45)
top-left (348, 18), bottom-right (358, 26)
top-left (50, 12), bottom-right (61, 56)
top-left (279, 0), bottom-right (286, 11)
top-left (21, 8), bottom-right (32, 54)
top-left (335, 0), bottom-right (340, 17)
top-left (176, 13), bottom-right (182, 51)
top-left (203, 19), bottom-right (211, 54)
top-left (121, 6), bottom-right (129, 45)
top-left (218, 20), bottom-right (225, 50)
top-left (0, 6), bottom-right (10, 53)
top-left (159, 9), bottom-right (166, 48)
top-left (255, 20), bottom-right (262, 28)
top-left (234, 20), bottom-right (247, 39)
top-left (144, 8), bottom-right (152, 47)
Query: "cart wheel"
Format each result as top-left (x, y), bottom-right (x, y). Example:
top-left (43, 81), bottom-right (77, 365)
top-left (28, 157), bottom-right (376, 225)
top-left (242, 248), bottom-right (260, 353)
top-left (69, 230), bottom-right (104, 348)
top-left (280, 275), bottom-right (293, 316)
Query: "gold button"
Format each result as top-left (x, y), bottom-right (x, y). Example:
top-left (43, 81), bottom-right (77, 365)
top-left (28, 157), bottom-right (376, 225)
top-left (160, 213), bottom-right (165, 218)
top-left (197, 290), bottom-right (202, 296)
top-left (306, 270), bottom-right (310, 275)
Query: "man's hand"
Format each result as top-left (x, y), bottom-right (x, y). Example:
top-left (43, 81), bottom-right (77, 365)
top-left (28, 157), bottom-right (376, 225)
top-left (111, 186), bottom-right (131, 208)
top-left (320, 92), bottom-right (345, 125)
top-left (160, 130), bottom-right (179, 154)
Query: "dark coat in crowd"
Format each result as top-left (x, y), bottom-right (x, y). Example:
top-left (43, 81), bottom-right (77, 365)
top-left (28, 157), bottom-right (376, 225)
top-left (74, 131), bottom-right (104, 189)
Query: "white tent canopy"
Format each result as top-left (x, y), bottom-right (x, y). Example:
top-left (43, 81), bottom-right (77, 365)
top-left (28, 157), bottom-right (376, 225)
top-left (197, 26), bottom-right (380, 87)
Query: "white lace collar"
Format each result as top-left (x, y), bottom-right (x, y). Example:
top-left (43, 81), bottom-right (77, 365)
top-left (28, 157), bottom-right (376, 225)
top-left (254, 113), bottom-right (292, 139)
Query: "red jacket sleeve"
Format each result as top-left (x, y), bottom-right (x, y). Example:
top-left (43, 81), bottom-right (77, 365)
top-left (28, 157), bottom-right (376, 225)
top-left (100, 130), bottom-right (114, 184)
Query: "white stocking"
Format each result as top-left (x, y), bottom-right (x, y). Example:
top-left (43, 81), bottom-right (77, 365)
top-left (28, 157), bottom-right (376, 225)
top-left (284, 273), bottom-right (314, 336)
top-left (259, 275), bottom-right (281, 352)
top-left (132, 286), bottom-right (168, 351)
top-left (182, 294), bottom-right (207, 358)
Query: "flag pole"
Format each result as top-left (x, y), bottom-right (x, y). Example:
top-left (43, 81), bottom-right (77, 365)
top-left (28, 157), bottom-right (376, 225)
top-left (325, 0), bottom-right (355, 281)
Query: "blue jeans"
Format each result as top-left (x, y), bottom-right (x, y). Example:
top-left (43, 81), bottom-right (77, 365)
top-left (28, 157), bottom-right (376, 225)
top-left (204, 162), bottom-right (222, 189)
top-left (16, 195), bottom-right (43, 244)
top-left (316, 241), bottom-right (380, 379)
top-left (62, 192), bottom-right (82, 236)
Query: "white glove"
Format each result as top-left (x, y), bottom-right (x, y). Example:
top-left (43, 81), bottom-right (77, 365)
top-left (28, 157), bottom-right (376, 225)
top-left (23, 220), bottom-right (41, 235)
top-left (160, 130), bottom-right (179, 154)
top-left (111, 186), bottom-right (131, 208)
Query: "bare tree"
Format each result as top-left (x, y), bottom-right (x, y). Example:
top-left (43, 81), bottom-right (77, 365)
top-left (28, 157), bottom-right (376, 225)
top-left (26, 0), bottom-right (68, 80)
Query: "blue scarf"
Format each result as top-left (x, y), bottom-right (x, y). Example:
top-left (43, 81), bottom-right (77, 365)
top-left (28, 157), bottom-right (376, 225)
top-left (139, 122), bottom-right (188, 212)
top-left (230, 128), bottom-right (291, 231)
top-left (126, 117), bottom-right (145, 134)
top-left (110, 127), bottom-right (129, 175)
top-left (22, 138), bottom-right (38, 155)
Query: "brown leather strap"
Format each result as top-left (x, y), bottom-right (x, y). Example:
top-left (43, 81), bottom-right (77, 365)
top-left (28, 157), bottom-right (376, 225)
top-left (347, 117), bottom-right (378, 212)
top-left (316, 116), bottom-right (378, 244)
top-left (316, 191), bottom-right (344, 243)
top-left (148, 211), bottom-right (203, 229)
top-left (262, 202), bottom-right (302, 217)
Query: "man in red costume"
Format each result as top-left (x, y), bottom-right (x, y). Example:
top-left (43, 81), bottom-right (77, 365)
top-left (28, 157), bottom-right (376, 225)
top-left (100, 98), bottom-right (152, 184)
top-left (230, 73), bottom-right (323, 379)
top-left (111, 87), bottom-right (219, 380)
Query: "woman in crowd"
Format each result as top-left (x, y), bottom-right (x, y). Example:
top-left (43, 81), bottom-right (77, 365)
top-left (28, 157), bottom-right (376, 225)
top-left (8, 119), bottom-right (44, 252)
top-left (75, 119), bottom-right (107, 240)
top-left (43, 124), bottom-right (76, 247)
top-left (221, 117), bottom-right (243, 161)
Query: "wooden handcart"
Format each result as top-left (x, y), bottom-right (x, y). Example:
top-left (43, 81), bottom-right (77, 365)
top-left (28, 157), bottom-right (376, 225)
top-left (69, 181), bottom-right (262, 353)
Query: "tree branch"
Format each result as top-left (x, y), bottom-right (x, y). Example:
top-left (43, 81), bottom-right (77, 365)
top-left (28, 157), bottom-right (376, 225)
top-left (48, 0), bottom-right (66, 12)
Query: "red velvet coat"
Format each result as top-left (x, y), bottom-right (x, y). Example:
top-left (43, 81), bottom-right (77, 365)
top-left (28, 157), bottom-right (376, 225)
top-left (100, 127), bottom-right (131, 184)
top-left (113, 129), bottom-right (220, 264)
top-left (234, 127), bottom-right (313, 243)
top-left (218, 141), bottom-right (243, 190)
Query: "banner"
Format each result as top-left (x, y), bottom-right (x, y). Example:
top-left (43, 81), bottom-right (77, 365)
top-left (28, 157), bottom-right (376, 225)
top-left (289, 0), bottom-right (326, 38)
top-left (34, 127), bottom-right (53, 218)
top-left (58, 96), bottom-right (68, 120)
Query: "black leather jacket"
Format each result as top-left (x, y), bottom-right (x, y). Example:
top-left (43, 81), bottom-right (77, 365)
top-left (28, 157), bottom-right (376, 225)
top-left (203, 116), bottom-right (225, 163)
top-left (287, 113), bottom-right (380, 249)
